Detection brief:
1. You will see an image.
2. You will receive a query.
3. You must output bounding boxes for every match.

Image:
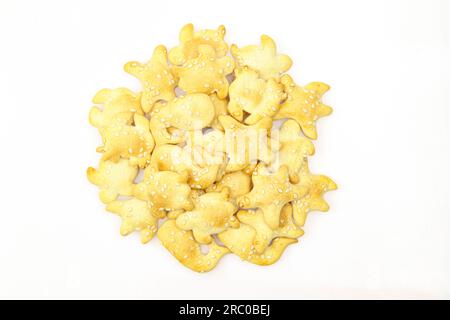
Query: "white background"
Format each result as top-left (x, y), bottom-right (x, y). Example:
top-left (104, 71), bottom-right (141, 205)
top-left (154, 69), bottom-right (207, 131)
top-left (0, 0), bottom-right (449, 299)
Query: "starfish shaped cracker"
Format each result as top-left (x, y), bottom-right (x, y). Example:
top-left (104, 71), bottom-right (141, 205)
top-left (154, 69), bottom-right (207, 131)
top-left (106, 198), bottom-right (159, 244)
top-left (124, 45), bottom-right (176, 113)
top-left (172, 45), bottom-right (234, 99)
top-left (169, 23), bottom-right (228, 65)
top-left (275, 75), bottom-right (332, 140)
top-left (231, 35), bottom-right (292, 80)
top-left (237, 164), bottom-right (307, 229)
top-left (291, 158), bottom-right (337, 226)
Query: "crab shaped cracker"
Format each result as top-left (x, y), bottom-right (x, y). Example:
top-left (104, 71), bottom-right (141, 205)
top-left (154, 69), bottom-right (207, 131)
top-left (237, 164), bottom-right (308, 229)
top-left (275, 75), bottom-right (332, 140)
top-left (87, 159), bottom-right (138, 203)
top-left (228, 67), bottom-right (285, 124)
top-left (133, 167), bottom-right (193, 218)
top-left (124, 45), bottom-right (176, 113)
top-left (172, 45), bottom-right (234, 99)
top-left (270, 119), bottom-right (315, 183)
top-left (231, 35), bottom-right (292, 80)
top-left (169, 23), bottom-right (228, 66)
top-left (89, 88), bottom-right (143, 131)
top-left (219, 223), bottom-right (297, 266)
top-left (158, 220), bottom-right (229, 273)
top-left (149, 93), bottom-right (215, 145)
top-left (106, 198), bottom-right (159, 244)
top-left (291, 158), bottom-right (337, 226)
top-left (236, 204), bottom-right (303, 254)
top-left (97, 113), bottom-right (155, 168)
top-left (176, 188), bottom-right (238, 244)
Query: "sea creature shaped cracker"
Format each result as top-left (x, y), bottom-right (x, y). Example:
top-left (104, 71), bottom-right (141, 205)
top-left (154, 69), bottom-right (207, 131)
top-left (89, 88), bottom-right (143, 131)
top-left (106, 198), bottom-right (159, 243)
top-left (150, 93), bottom-right (215, 145)
top-left (275, 75), bottom-right (332, 140)
top-left (237, 164), bottom-right (307, 229)
top-left (87, 159), bottom-right (138, 203)
top-left (87, 24), bottom-right (336, 272)
top-left (172, 45), bottom-right (234, 99)
top-left (158, 220), bottom-right (229, 272)
top-left (271, 119), bottom-right (315, 183)
top-left (219, 223), bottom-right (297, 266)
top-left (228, 67), bottom-right (284, 124)
top-left (133, 167), bottom-right (193, 218)
top-left (124, 45), bottom-right (176, 113)
top-left (176, 188), bottom-right (238, 244)
top-left (231, 35), bottom-right (292, 80)
top-left (169, 24), bottom-right (228, 65)
top-left (291, 159), bottom-right (337, 226)
top-left (97, 113), bottom-right (155, 168)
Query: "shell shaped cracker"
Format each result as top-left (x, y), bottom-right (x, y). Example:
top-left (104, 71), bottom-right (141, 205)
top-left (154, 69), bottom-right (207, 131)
top-left (231, 35), bottom-right (292, 80)
top-left (236, 204), bottom-right (303, 254)
top-left (172, 45), bottom-right (234, 99)
top-left (176, 188), bottom-right (239, 244)
top-left (149, 93), bottom-right (215, 145)
top-left (275, 74), bottom-right (333, 140)
top-left (237, 164), bottom-right (307, 230)
top-left (218, 223), bottom-right (297, 266)
top-left (133, 167), bottom-right (193, 218)
top-left (158, 220), bottom-right (229, 273)
top-left (98, 113), bottom-right (155, 168)
top-left (270, 119), bottom-right (315, 183)
top-left (87, 159), bottom-right (138, 203)
top-left (228, 67), bottom-right (285, 124)
top-left (291, 159), bottom-right (337, 227)
top-left (106, 198), bottom-right (159, 244)
top-left (169, 23), bottom-right (228, 65)
top-left (124, 45), bottom-right (176, 113)
top-left (89, 88), bottom-right (143, 131)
